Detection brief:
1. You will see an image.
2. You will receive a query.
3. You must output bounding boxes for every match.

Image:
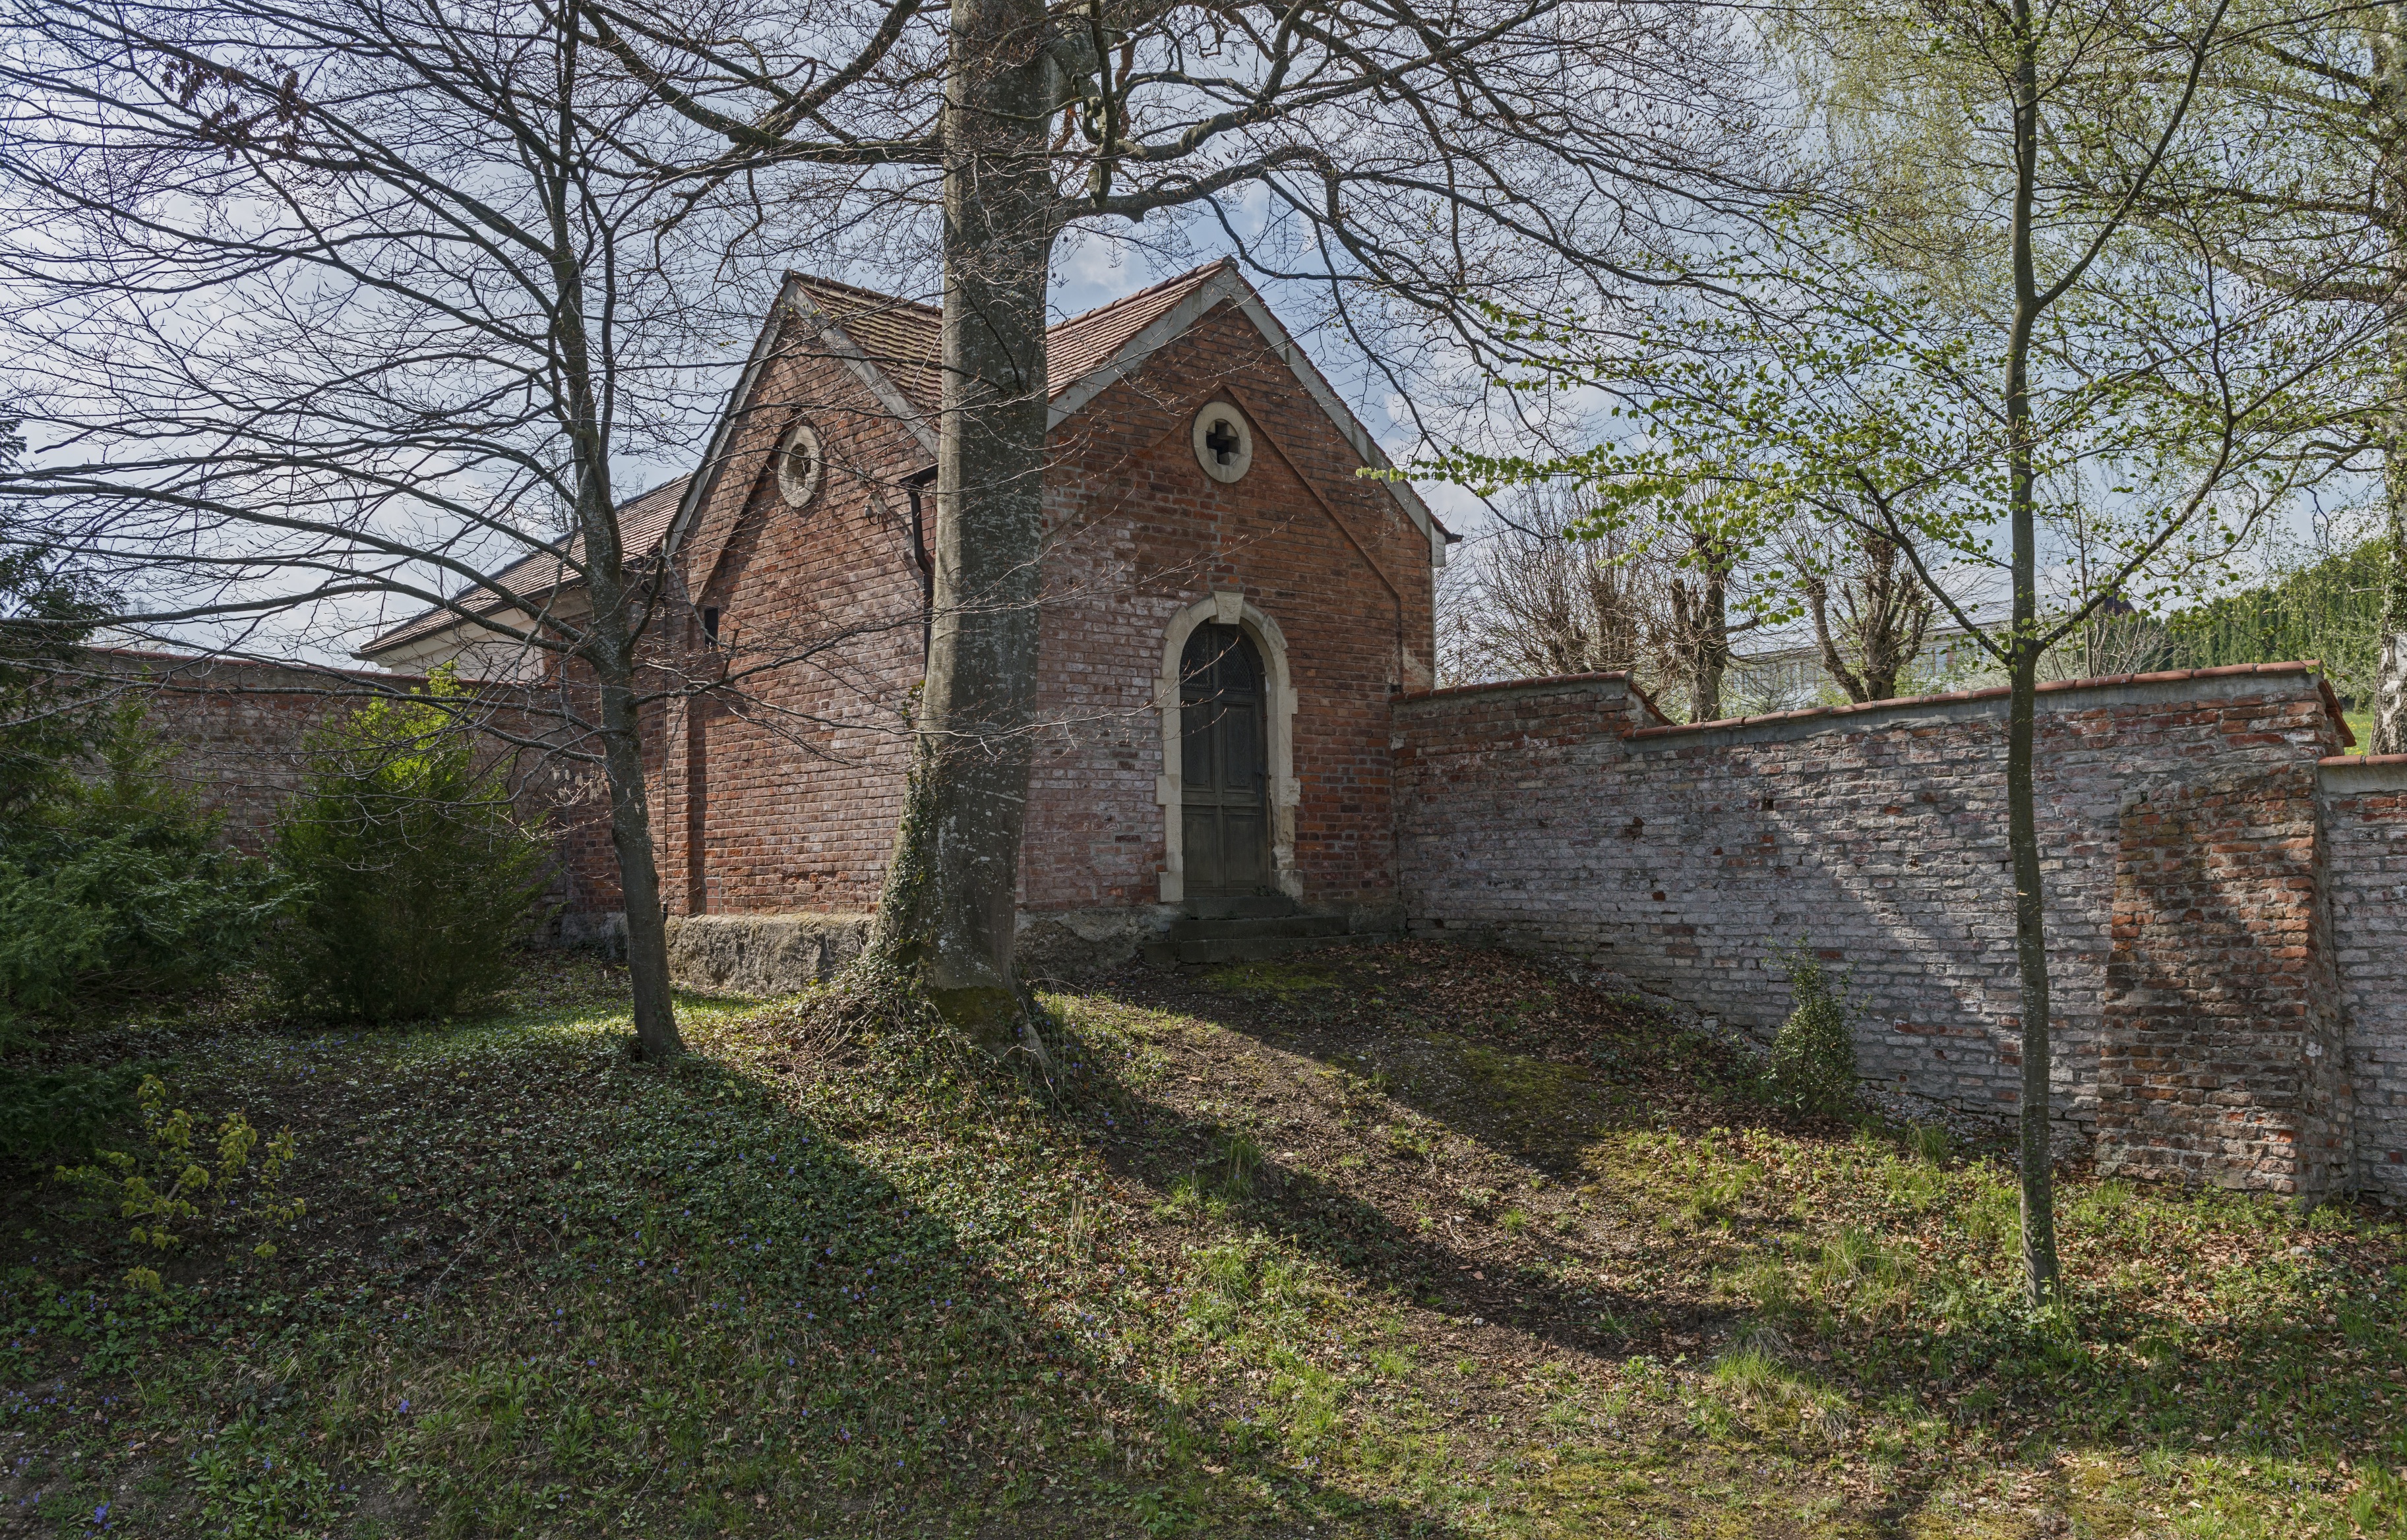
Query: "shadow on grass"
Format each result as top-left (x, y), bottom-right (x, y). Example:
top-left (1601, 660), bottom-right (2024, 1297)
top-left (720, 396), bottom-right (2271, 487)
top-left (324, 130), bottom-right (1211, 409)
top-left (1049, 956), bottom-right (2407, 1495)
top-left (5, 1002), bottom-right (1479, 1538)
top-left (1110, 947), bottom-right (1810, 1176)
top-left (1076, 1073), bottom-right (1715, 1359)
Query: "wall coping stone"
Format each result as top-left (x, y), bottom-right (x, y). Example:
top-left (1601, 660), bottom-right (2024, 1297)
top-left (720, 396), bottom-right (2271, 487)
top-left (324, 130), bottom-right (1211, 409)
top-left (90, 645), bottom-right (432, 692)
top-left (1615, 662), bottom-right (2346, 751)
top-left (1393, 669), bottom-right (1673, 723)
top-left (2321, 754), bottom-right (2407, 792)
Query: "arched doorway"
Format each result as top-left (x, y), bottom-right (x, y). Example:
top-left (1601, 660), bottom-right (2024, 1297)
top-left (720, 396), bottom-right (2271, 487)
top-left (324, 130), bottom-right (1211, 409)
top-left (1178, 623), bottom-right (1270, 895)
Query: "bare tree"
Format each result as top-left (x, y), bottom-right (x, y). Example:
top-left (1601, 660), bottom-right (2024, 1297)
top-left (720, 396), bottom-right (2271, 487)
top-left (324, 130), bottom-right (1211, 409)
top-left (1441, 490), bottom-right (1665, 686)
top-left (0, 0), bottom-right (929, 1058)
top-left (585, 0), bottom-right (1775, 1029)
top-left (1803, 531), bottom-right (1934, 703)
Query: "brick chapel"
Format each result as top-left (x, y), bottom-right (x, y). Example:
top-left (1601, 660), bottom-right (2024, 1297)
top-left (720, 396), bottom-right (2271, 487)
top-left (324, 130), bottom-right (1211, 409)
top-left (115, 260), bottom-right (2407, 1199)
top-left (361, 260), bottom-right (1454, 962)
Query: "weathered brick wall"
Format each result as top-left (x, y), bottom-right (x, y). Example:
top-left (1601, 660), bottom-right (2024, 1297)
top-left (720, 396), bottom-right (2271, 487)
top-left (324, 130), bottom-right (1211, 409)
top-left (86, 651), bottom-right (413, 840)
top-left (2325, 755), bottom-right (2407, 1201)
top-left (655, 307), bottom-right (928, 918)
top-left (2098, 767), bottom-right (2347, 1195)
top-left (1021, 303), bottom-right (1438, 913)
top-left (1393, 665), bottom-right (2357, 1188)
top-left (89, 649), bottom-right (623, 922)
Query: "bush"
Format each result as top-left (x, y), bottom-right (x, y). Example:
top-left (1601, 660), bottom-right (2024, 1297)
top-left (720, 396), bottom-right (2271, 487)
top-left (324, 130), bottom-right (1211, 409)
top-left (0, 1062), bottom-right (147, 1165)
top-left (1770, 945), bottom-right (1857, 1111)
top-left (0, 704), bottom-right (280, 1013)
top-left (270, 674), bottom-right (549, 1021)
top-left (53, 1074), bottom-right (303, 1293)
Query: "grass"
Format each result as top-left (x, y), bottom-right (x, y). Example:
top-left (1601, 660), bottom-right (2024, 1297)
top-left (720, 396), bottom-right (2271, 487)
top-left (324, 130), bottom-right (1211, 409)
top-left (1, 943), bottom-right (2402, 1537)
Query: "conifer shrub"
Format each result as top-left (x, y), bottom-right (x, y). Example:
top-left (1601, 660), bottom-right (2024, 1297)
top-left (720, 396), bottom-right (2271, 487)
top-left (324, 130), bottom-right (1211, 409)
top-left (1769, 945), bottom-right (1858, 1112)
top-left (0, 703), bottom-right (278, 1014)
top-left (270, 674), bottom-right (549, 1021)
top-left (0, 1063), bottom-right (146, 1165)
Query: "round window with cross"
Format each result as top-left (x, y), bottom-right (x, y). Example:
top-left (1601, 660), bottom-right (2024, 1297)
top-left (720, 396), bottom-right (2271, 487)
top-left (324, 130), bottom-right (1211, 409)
top-left (1191, 403), bottom-right (1253, 484)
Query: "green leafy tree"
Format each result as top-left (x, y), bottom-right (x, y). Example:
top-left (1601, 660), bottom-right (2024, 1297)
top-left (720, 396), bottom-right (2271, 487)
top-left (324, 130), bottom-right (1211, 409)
top-left (1426, 5), bottom-right (2379, 1300)
top-left (0, 426), bottom-right (277, 1013)
top-left (0, 414), bottom-right (113, 813)
top-left (2091, 3), bottom-right (2407, 752)
top-left (272, 673), bottom-right (550, 1022)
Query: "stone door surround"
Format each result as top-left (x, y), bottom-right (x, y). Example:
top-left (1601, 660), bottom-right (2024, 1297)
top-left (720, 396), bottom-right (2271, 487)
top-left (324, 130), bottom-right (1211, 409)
top-left (1155, 591), bottom-right (1300, 904)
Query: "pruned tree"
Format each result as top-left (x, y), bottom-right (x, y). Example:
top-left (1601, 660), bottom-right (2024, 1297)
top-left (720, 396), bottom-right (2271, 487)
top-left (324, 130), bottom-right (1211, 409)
top-left (1803, 530), bottom-right (1935, 703)
top-left (1440, 489), bottom-right (1666, 687)
top-left (584, 0), bottom-right (1776, 1030)
top-left (1652, 489), bottom-right (1775, 723)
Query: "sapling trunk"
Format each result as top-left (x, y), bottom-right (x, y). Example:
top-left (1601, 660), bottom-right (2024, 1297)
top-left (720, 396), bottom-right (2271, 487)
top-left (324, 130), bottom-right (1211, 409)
top-left (2005, 0), bottom-right (2061, 1305)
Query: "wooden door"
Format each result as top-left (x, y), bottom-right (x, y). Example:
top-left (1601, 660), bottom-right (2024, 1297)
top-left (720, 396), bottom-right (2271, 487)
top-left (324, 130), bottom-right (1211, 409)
top-left (1179, 624), bottom-right (1269, 895)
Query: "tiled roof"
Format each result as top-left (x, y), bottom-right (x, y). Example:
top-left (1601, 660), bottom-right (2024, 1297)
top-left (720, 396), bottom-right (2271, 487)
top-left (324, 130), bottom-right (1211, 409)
top-left (793, 260), bottom-right (1231, 415)
top-left (361, 476), bottom-right (688, 657)
top-left (791, 276), bottom-right (944, 413)
top-left (1041, 261), bottom-right (1230, 390)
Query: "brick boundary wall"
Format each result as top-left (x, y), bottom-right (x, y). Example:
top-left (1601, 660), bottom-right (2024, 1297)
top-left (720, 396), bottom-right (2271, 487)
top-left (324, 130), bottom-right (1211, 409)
top-left (81, 649), bottom-right (620, 925)
top-left (2323, 754), bottom-right (2407, 1203)
top-left (2098, 764), bottom-right (2348, 1194)
top-left (1392, 664), bottom-right (2407, 1197)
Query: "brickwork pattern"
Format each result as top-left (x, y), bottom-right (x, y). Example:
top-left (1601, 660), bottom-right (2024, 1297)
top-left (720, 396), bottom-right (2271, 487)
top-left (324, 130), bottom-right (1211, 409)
top-left (2099, 767), bottom-right (2346, 1193)
top-left (651, 293), bottom-right (1440, 919)
top-left (1393, 669), bottom-right (2352, 1179)
top-left (1021, 303), bottom-right (1437, 911)
top-left (2325, 756), bottom-right (2407, 1201)
top-left (654, 308), bottom-right (933, 916)
top-left (95, 651), bottom-right (623, 921)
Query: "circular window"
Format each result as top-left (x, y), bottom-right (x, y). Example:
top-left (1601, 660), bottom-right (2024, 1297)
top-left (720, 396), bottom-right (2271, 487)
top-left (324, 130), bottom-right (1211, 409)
top-left (1192, 404), bottom-right (1252, 484)
top-left (776, 419), bottom-right (824, 510)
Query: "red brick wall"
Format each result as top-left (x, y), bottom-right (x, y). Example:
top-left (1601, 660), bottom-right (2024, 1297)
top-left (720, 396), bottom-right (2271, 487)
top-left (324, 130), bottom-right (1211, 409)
top-left (646, 295), bottom-right (1438, 919)
top-left (1021, 303), bottom-right (1437, 910)
top-left (91, 650), bottom-right (623, 923)
top-left (1393, 665), bottom-right (2371, 1191)
top-left (2325, 755), bottom-right (2407, 1201)
top-left (653, 308), bottom-right (931, 916)
top-left (2099, 765), bottom-right (2346, 1194)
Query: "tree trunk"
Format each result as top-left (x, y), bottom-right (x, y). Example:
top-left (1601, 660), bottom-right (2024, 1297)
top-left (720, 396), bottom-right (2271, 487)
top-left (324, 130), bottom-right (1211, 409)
top-left (2375, 350), bottom-right (2407, 755)
top-left (1806, 575), bottom-right (1870, 703)
top-left (573, 442), bottom-right (683, 1060)
top-left (872, 0), bottom-right (1060, 1036)
top-left (2372, 432), bottom-right (2407, 755)
top-left (2369, 15), bottom-right (2407, 755)
top-left (1672, 564), bottom-right (1730, 722)
top-left (2005, 0), bottom-right (2061, 1307)
top-left (597, 653), bottom-right (683, 1058)
top-left (547, 140), bottom-right (686, 1060)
